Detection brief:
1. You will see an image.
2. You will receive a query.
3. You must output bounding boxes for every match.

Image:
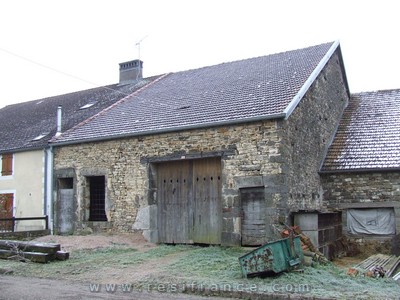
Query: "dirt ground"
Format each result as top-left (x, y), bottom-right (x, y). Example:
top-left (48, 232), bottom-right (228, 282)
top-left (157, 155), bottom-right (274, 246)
top-left (34, 232), bottom-right (157, 252)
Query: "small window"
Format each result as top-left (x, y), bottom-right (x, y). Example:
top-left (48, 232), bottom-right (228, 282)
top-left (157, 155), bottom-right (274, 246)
top-left (80, 102), bottom-right (96, 110)
top-left (32, 133), bottom-right (49, 141)
top-left (88, 176), bottom-right (107, 221)
top-left (58, 177), bottom-right (73, 189)
top-left (1, 153), bottom-right (13, 176)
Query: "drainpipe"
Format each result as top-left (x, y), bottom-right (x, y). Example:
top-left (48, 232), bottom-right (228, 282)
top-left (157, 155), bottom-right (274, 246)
top-left (45, 145), bottom-right (54, 234)
top-left (44, 105), bottom-right (61, 234)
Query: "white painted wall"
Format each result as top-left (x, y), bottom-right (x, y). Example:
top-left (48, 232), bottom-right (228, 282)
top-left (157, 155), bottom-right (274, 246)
top-left (0, 150), bottom-right (45, 230)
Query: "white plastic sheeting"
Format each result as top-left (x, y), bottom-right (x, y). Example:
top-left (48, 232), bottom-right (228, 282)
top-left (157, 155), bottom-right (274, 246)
top-left (347, 208), bottom-right (396, 235)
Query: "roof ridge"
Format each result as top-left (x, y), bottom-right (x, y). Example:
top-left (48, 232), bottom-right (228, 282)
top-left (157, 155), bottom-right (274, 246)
top-left (169, 41), bottom-right (336, 75)
top-left (50, 73), bottom-right (171, 143)
top-left (283, 40), bottom-right (339, 118)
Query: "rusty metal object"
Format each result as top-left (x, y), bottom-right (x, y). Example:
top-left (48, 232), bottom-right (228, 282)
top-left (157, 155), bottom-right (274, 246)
top-left (238, 236), bottom-right (303, 278)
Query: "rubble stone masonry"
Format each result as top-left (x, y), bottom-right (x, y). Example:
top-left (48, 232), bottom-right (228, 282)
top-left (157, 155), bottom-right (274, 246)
top-left (322, 172), bottom-right (400, 205)
top-left (322, 171), bottom-right (400, 235)
top-left (277, 51), bottom-right (349, 219)
top-left (54, 120), bottom-right (283, 241)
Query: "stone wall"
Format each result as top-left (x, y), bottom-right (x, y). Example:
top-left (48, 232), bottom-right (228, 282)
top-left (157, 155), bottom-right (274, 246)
top-left (322, 171), bottom-right (400, 205)
top-left (278, 50), bottom-right (349, 219)
top-left (321, 171), bottom-right (400, 237)
top-left (54, 120), bottom-right (283, 244)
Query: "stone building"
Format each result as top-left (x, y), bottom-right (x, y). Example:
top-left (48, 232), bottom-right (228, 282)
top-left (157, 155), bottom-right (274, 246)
top-left (321, 89), bottom-right (400, 253)
top-left (0, 60), bottom-right (157, 233)
top-left (51, 41), bottom-right (350, 246)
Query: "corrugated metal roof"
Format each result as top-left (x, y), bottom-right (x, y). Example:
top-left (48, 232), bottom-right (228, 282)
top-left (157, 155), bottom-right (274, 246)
top-left (322, 89), bottom-right (400, 172)
top-left (53, 41), bottom-right (336, 144)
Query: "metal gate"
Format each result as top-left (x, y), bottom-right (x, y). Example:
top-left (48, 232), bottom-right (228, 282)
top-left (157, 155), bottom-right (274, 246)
top-left (157, 157), bottom-right (222, 244)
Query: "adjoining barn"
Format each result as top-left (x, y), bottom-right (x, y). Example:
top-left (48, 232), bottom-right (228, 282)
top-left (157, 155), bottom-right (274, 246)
top-left (321, 89), bottom-right (400, 255)
top-left (51, 41), bottom-right (350, 248)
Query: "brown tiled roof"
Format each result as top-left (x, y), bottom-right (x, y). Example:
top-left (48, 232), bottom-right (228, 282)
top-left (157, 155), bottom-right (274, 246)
top-left (322, 89), bottom-right (400, 172)
top-left (52, 41), bottom-right (339, 145)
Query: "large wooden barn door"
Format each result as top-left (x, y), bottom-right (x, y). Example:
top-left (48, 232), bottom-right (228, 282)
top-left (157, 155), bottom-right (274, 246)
top-left (157, 158), bottom-right (221, 244)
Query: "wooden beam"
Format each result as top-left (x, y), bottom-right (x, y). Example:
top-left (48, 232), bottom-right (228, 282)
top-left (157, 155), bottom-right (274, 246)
top-left (55, 250), bottom-right (70, 261)
top-left (0, 249), bottom-right (51, 263)
top-left (0, 240), bottom-right (60, 255)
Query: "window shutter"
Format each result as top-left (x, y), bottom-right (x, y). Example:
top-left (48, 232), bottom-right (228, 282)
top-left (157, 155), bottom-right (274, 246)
top-left (1, 153), bottom-right (13, 176)
top-left (0, 193), bottom-right (13, 213)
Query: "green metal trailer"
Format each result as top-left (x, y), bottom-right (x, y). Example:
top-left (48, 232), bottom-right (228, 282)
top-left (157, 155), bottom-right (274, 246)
top-left (238, 236), bottom-right (304, 278)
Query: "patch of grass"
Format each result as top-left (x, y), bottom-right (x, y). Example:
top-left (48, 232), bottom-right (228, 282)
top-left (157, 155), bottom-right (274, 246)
top-left (0, 244), bottom-right (190, 279)
top-left (1, 244), bottom-right (399, 299)
top-left (153, 246), bottom-right (400, 299)
top-left (166, 246), bottom-right (248, 280)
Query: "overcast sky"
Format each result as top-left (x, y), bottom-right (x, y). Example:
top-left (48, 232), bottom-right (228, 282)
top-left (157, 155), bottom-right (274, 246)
top-left (0, 0), bottom-right (399, 108)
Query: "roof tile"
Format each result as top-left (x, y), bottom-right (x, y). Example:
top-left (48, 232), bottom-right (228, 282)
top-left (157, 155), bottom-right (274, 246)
top-left (322, 89), bottom-right (400, 172)
top-left (54, 42), bottom-right (335, 144)
top-left (0, 77), bottom-right (159, 153)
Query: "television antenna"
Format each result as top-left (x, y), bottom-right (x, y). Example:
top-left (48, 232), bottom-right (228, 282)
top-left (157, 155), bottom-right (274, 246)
top-left (135, 35), bottom-right (148, 61)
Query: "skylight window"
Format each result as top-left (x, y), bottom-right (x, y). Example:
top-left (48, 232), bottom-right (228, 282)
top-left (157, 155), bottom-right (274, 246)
top-left (32, 133), bottom-right (48, 141)
top-left (80, 102), bottom-right (96, 110)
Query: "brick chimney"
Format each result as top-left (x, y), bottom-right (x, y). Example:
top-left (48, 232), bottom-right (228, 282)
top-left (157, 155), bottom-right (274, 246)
top-left (118, 59), bottom-right (143, 85)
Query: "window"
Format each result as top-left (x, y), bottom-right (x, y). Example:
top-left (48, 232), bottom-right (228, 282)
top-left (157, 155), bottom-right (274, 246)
top-left (80, 102), bottom-right (96, 110)
top-left (88, 176), bottom-right (107, 221)
top-left (1, 153), bottom-right (13, 176)
top-left (32, 133), bottom-right (49, 141)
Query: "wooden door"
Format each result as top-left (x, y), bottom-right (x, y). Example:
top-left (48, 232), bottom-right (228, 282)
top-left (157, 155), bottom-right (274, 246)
top-left (192, 157), bottom-right (221, 244)
top-left (58, 189), bottom-right (75, 235)
top-left (157, 158), bottom-right (221, 244)
top-left (0, 193), bottom-right (13, 231)
top-left (241, 187), bottom-right (266, 246)
top-left (157, 160), bottom-right (191, 244)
